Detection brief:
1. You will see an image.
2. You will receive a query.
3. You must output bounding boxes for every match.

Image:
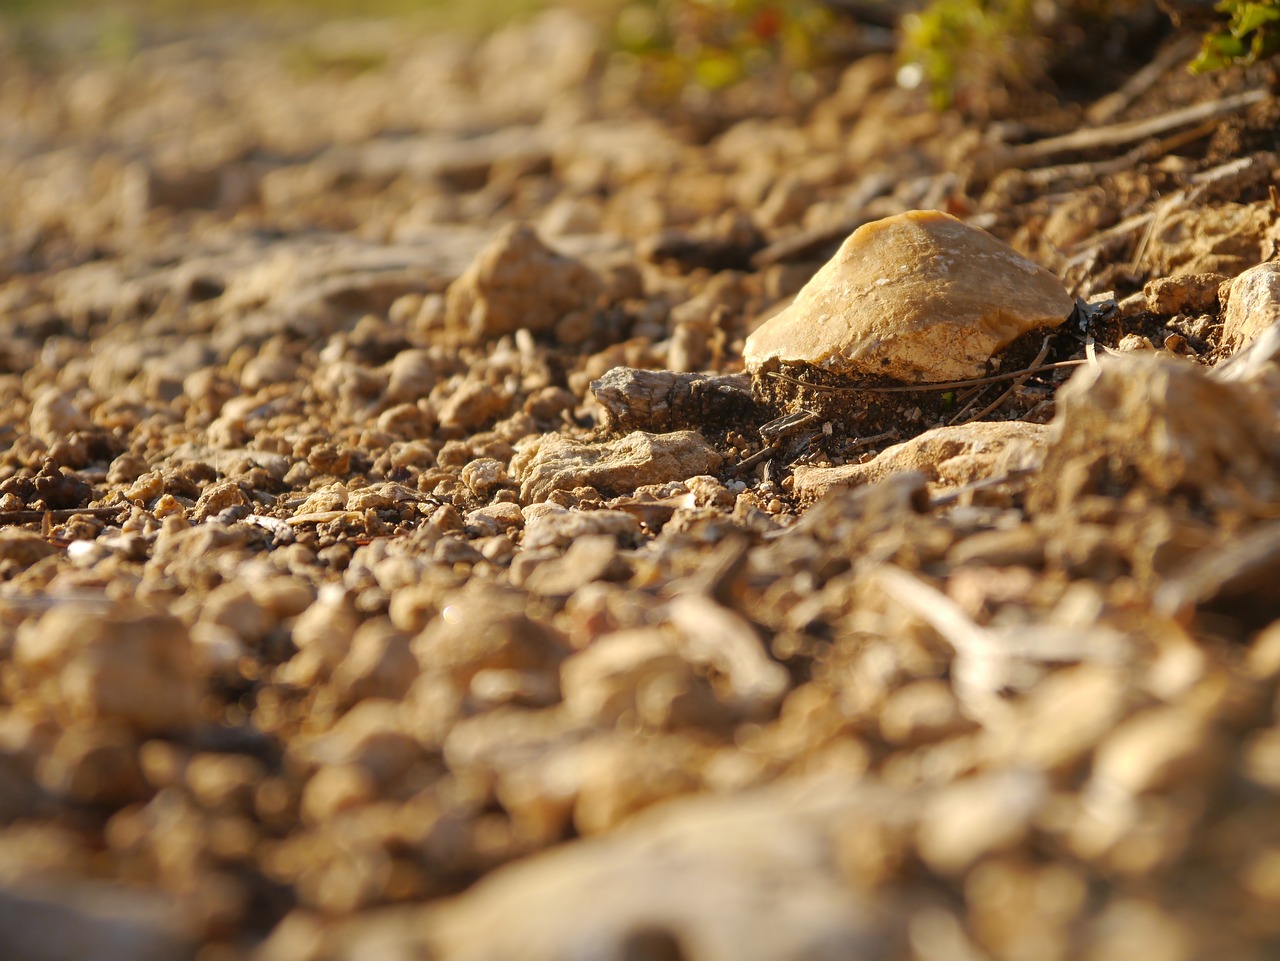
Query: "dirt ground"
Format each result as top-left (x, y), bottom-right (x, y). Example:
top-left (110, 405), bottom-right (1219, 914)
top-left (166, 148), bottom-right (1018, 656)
top-left (3, 4), bottom-right (1280, 960)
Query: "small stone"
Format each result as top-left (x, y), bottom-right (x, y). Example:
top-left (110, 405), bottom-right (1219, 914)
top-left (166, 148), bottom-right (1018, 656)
top-left (438, 382), bottom-right (509, 432)
top-left (14, 607), bottom-right (200, 734)
top-left (668, 594), bottom-right (789, 719)
top-left (0, 879), bottom-right (194, 961)
top-left (193, 480), bottom-right (249, 523)
top-left (444, 223), bottom-right (602, 344)
top-left (743, 210), bottom-right (1073, 382)
top-left (522, 509), bottom-right (641, 551)
top-left (0, 531), bottom-right (60, 569)
top-left (524, 534), bottom-right (627, 596)
top-left (36, 723), bottom-right (147, 807)
top-left (1143, 272), bottom-right (1226, 315)
top-left (295, 482), bottom-right (348, 516)
top-left (1219, 261), bottom-right (1280, 355)
top-left (28, 389), bottom-right (91, 445)
top-left (413, 588), bottom-right (567, 687)
top-left (916, 769), bottom-right (1047, 875)
top-left (1028, 353), bottom-right (1280, 517)
top-left (1090, 707), bottom-right (1219, 797)
top-left (878, 680), bottom-right (975, 746)
top-left (561, 629), bottom-right (686, 724)
top-left (460, 457), bottom-right (508, 498)
top-left (513, 430), bottom-right (723, 503)
top-left (465, 502), bottom-right (525, 535)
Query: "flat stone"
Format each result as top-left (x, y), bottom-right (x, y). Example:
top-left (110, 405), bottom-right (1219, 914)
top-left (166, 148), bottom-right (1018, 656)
top-left (513, 430), bottom-right (723, 503)
top-left (743, 210), bottom-right (1073, 383)
top-left (792, 421), bottom-right (1048, 501)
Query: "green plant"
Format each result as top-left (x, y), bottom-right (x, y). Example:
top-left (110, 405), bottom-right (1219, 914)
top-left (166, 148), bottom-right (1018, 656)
top-left (1191, 0), bottom-right (1280, 70)
top-left (898, 0), bottom-right (1039, 109)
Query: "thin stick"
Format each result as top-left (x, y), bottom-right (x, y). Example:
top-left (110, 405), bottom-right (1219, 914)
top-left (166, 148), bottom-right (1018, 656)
top-left (977, 88), bottom-right (1268, 176)
top-left (728, 445), bottom-right (781, 476)
top-left (1085, 35), bottom-right (1199, 124)
top-left (1019, 118), bottom-right (1217, 190)
top-left (765, 357), bottom-right (1087, 395)
top-left (953, 337), bottom-right (1051, 426)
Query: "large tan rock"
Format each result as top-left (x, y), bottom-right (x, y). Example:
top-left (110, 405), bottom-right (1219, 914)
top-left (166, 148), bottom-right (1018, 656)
top-left (744, 210), bottom-right (1074, 382)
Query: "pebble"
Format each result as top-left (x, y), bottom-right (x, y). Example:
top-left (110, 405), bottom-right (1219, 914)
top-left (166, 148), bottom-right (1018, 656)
top-left (444, 223), bottom-right (603, 344)
top-left (743, 210), bottom-right (1074, 382)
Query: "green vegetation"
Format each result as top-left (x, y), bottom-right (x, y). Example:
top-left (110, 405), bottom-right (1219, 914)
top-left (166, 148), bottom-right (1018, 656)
top-left (612, 0), bottom-right (836, 93)
top-left (1192, 0), bottom-right (1280, 70)
top-left (898, 0), bottom-right (1280, 109)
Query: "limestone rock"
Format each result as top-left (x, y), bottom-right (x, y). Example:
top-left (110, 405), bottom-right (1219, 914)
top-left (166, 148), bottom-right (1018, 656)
top-left (1220, 261), bottom-right (1280, 356)
top-left (792, 421), bottom-right (1048, 501)
top-left (444, 223), bottom-right (602, 344)
top-left (513, 430), bottom-right (723, 502)
top-left (743, 210), bottom-right (1073, 383)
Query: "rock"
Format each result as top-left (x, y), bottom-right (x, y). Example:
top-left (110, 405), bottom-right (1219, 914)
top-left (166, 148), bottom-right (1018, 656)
top-left (422, 776), bottom-right (908, 961)
top-left (560, 629), bottom-right (690, 724)
top-left (412, 587), bottom-right (567, 687)
top-left (0, 531), bottom-right (61, 569)
top-left (668, 594), bottom-right (790, 719)
top-left (523, 534), bottom-right (627, 596)
top-left (443, 223), bottom-right (602, 344)
top-left (522, 509), bottom-right (641, 550)
top-left (437, 382), bottom-right (510, 432)
top-left (514, 430), bottom-right (723, 503)
top-left (28, 390), bottom-right (91, 445)
top-left (13, 607), bottom-right (200, 734)
top-left (1143, 272), bottom-right (1226, 316)
top-left (743, 210), bottom-right (1074, 383)
top-left (878, 680), bottom-right (975, 747)
top-left (1028, 353), bottom-right (1280, 517)
top-left (36, 723), bottom-right (148, 807)
top-left (1219, 261), bottom-right (1280, 355)
top-left (590, 367), bottom-right (756, 434)
top-left (1090, 706), bottom-right (1221, 798)
top-left (1143, 202), bottom-right (1276, 277)
top-left (915, 769), bottom-right (1048, 876)
top-left (792, 421), bottom-right (1048, 501)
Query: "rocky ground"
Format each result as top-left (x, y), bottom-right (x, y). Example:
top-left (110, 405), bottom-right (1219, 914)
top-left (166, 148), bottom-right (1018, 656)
top-left (3, 4), bottom-right (1280, 960)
